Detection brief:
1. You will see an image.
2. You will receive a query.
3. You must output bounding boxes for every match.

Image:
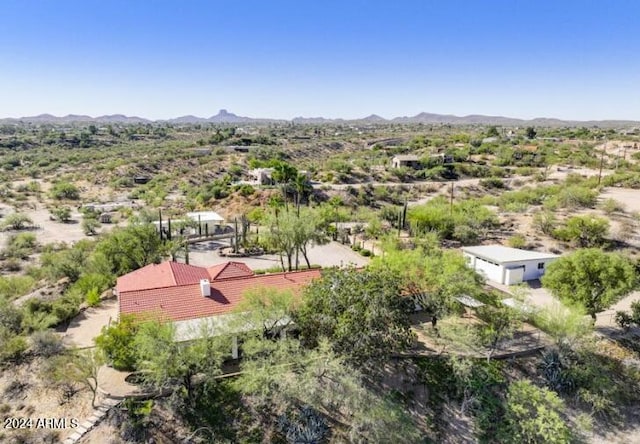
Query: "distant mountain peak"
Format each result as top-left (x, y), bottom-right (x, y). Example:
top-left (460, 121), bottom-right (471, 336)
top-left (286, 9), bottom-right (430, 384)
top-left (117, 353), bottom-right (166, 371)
top-left (361, 114), bottom-right (387, 122)
top-left (1, 111), bottom-right (637, 128)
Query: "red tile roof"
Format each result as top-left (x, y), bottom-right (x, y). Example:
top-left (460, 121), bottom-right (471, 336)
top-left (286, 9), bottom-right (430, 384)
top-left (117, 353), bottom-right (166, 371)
top-left (207, 261), bottom-right (254, 280)
top-left (118, 268), bottom-right (322, 322)
top-left (116, 261), bottom-right (211, 293)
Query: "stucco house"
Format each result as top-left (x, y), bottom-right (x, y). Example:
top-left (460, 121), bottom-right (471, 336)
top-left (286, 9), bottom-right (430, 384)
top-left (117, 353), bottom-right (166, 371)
top-left (248, 168), bottom-right (275, 185)
top-left (462, 245), bottom-right (559, 285)
top-left (116, 261), bottom-right (321, 357)
top-left (391, 154), bottom-right (421, 169)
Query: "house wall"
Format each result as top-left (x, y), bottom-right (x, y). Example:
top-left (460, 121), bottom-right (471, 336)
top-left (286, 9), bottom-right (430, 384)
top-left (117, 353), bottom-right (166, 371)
top-left (514, 258), bottom-right (557, 281)
top-left (504, 267), bottom-right (524, 285)
top-left (464, 254), bottom-right (558, 285)
top-left (466, 254), bottom-right (504, 283)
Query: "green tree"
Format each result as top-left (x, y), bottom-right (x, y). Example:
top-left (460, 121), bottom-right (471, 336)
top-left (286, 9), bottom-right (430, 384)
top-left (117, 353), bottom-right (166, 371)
top-left (478, 303), bottom-right (523, 360)
top-left (293, 172), bottom-right (312, 216)
top-left (234, 287), bottom-right (297, 339)
top-left (295, 267), bottom-right (415, 365)
top-left (542, 249), bottom-right (636, 321)
top-left (263, 209), bottom-right (327, 271)
top-left (236, 338), bottom-right (421, 443)
top-left (95, 314), bottom-right (139, 370)
top-left (95, 224), bottom-right (166, 276)
top-left (525, 126), bottom-right (537, 139)
top-left (133, 320), bottom-right (225, 405)
top-left (263, 210), bottom-right (297, 271)
top-left (40, 240), bottom-right (94, 282)
top-left (501, 380), bottom-right (570, 444)
top-left (49, 349), bottom-right (104, 408)
top-left (370, 245), bottom-right (483, 328)
top-left (293, 209), bottom-right (329, 269)
top-left (271, 161), bottom-right (298, 212)
top-left (486, 126), bottom-right (500, 138)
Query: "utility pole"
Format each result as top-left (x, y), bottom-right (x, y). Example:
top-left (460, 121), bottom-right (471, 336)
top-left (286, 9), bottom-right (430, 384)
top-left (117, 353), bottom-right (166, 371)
top-left (597, 138), bottom-right (606, 186)
top-left (449, 182), bottom-right (454, 216)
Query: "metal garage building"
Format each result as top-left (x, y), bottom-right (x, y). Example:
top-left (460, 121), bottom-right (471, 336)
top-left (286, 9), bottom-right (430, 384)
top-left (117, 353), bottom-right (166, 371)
top-left (462, 245), bottom-right (559, 285)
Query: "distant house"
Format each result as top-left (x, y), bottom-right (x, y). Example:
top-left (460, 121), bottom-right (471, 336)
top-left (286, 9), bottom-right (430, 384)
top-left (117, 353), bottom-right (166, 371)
top-left (191, 148), bottom-right (212, 157)
top-left (226, 145), bottom-right (251, 153)
top-left (99, 212), bottom-right (115, 224)
top-left (462, 245), bottom-right (559, 285)
top-left (391, 154), bottom-right (421, 169)
top-left (513, 145), bottom-right (539, 161)
top-left (116, 261), bottom-right (322, 357)
top-left (482, 137), bottom-right (499, 144)
top-left (133, 176), bottom-right (151, 185)
top-left (248, 168), bottom-right (275, 185)
top-left (82, 201), bottom-right (137, 213)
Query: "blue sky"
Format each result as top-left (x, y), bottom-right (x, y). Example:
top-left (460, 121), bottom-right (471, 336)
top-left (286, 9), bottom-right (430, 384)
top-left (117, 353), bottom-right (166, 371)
top-left (1, 0), bottom-right (639, 120)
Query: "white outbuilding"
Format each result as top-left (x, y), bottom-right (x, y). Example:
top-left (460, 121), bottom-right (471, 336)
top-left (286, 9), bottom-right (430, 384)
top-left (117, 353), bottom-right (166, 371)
top-left (462, 245), bottom-right (559, 285)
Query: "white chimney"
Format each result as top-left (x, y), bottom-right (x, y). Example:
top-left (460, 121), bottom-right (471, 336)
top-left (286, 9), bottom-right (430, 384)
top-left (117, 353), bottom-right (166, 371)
top-left (199, 279), bottom-right (211, 297)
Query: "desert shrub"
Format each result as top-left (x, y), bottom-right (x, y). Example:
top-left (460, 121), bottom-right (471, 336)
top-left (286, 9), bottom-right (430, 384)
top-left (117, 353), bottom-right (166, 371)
top-left (95, 315), bottom-right (139, 370)
top-left (615, 300), bottom-right (640, 331)
top-left (277, 406), bottom-right (330, 444)
top-left (81, 218), bottom-right (101, 236)
top-left (479, 177), bottom-right (506, 189)
top-left (408, 197), bottom-right (498, 241)
top-left (498, 187), bottom-right (546, 210)
top-left (553, 215), bottom-right (609, 247)
top-left (50, 181), bottom-right (80, 200)
top-left (0, 329), bottom-right (28, 365)
top-left (600, 198), bottom-right (625, 214)
top-left (50, 206), bottom-right (72, 222)
top-left (21, 295), bottom-right (81, 332)
top-left (85, 288), bottom-right (101, 307)
top-left (0, 275), bottom-right (36, 302)
top-left (2, 213), bottom-right (33, 231)
top-left (3, 232), bottom-right (38, 259)
top-left (602, 172), bottom-right (640, 188)
top-left (69, 272), bottom-right (112, 297)
top-left (237, 184), bottom-right (255, 197)
top-left (515, 166), bottom-right (535, 176)
top-left (0, 299), bottom-right (23, 333)
top-left (532, 210), bottom-right (557, 236)
top-left (553, 185), bottom-right (598, 209)
top-left (500, 380), bottom-right (570, 444)
top-left (30, 330), bottom-right (64, 357)
top-left (539, 348), bottom-right (576, 394)
top-left (507, 234), bottom-right (526, 249)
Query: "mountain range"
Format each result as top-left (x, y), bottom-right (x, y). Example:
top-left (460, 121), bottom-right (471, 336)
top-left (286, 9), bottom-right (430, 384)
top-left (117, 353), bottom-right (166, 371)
top-left (1, 110), bottom-right (638, 127)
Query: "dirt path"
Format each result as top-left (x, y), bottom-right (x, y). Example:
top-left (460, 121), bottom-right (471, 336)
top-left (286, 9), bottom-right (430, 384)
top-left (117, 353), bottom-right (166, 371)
top-left (62, 299), bottom-right (119, 348)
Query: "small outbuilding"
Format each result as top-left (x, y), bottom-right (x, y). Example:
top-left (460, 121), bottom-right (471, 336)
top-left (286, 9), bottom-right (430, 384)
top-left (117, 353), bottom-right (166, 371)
top-left (391, 154), bottom-right (421, 169)
top-left (462, 245), bottom-right (559, 285)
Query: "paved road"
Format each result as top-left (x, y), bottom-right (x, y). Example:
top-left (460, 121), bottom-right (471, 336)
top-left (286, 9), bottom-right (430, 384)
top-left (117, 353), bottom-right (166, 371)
top-left (189, 240), bottom-right (370, 270)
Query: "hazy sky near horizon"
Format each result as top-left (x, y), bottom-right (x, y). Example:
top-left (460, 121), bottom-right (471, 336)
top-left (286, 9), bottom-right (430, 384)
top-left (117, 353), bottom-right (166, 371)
top-left (1, 0), bottom-right (639, 120)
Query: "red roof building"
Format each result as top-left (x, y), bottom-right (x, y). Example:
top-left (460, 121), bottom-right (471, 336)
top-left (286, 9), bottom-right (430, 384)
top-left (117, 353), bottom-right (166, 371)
top-left (116, 261), bottom-right (321, 323)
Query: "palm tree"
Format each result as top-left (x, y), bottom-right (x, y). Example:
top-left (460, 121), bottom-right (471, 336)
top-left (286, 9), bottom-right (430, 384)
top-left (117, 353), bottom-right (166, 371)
top-left (272, 162), bottom-right (297, 212)
top-left (293, 172), bottom-right (312, 216)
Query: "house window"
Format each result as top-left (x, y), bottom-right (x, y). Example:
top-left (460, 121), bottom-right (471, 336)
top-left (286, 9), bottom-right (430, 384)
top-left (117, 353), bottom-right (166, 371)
top-left (537, 262), bottom-right (545, 269)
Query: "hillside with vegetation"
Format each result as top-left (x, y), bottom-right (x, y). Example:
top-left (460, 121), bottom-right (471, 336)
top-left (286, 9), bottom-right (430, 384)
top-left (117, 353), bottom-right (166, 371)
top-left (0, 120), bottom-right (639, 443)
